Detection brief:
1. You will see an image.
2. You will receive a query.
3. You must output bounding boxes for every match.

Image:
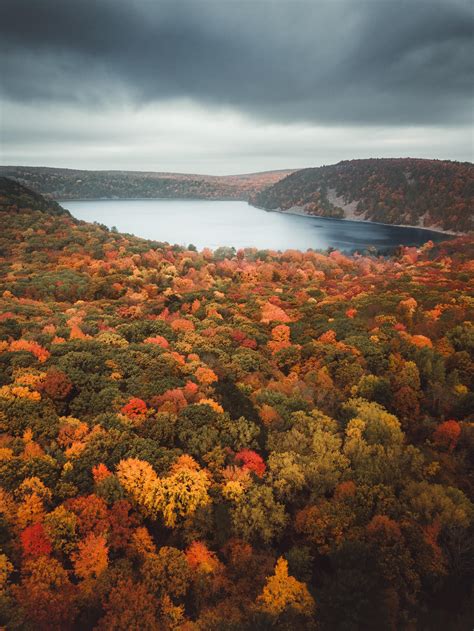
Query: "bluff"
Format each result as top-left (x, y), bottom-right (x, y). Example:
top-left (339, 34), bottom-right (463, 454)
top-left (251, 158), bottom-right (474, 233)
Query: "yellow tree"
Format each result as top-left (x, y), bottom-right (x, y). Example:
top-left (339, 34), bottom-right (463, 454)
top-left (16, 494), bottom-right (46, 530)
top-left (257, 557), bottom-right (315, 618)
top-left (117, 457), bottom-right (210, 528)
top-left (161, 461), bottom-right (211, 528)
top-left (116, 458), bottom-right (164, 518)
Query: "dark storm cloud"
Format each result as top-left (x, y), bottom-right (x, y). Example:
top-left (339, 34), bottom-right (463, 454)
top-left (1, 0), bottom-right (473, 125)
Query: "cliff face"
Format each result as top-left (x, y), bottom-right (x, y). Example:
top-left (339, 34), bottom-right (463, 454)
top-left (251, 158), bottom-right (474, 233)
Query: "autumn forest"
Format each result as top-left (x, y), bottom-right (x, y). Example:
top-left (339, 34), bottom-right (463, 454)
top-left (0, 177), bottom-right (472, 630)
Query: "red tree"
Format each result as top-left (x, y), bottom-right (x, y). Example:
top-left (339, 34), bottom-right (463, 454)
top-left (235, 449), bottom-right (266, 477)
top-left (433, 420), bottom-right (461, 452)
top-left (21, 523), bottom-right (52, 558)
top-left (121, 397), bottom-right (148, 419)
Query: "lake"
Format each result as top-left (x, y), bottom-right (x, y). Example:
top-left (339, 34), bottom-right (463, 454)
top-left (62, 199), bottom-right (450, 252)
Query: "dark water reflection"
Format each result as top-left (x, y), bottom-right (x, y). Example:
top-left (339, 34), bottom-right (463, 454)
top-left (62, 199), bottom-right (451, 252)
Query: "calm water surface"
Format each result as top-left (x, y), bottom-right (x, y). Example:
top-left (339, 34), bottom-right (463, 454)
top-left (62, 199), bottom-right (450, 252)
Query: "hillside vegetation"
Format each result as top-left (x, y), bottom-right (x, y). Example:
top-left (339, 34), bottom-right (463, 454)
top-left (0, 166), bottom-right (293, 202)
top-left (0, 176), bottom-right (70, 217)
top-left (0, 180), bottom-right (473, 630)
top-left (251, 158), bottom-right (474, 233)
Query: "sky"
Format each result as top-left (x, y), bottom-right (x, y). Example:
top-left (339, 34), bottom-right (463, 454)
top-left (1, 0), bottom-right (473, 174)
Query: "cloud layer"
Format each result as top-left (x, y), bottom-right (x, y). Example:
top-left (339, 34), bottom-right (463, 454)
top-left (1, 0), bottom-right (473, 171)
top-left (3, 0), bottom-right (474, 125)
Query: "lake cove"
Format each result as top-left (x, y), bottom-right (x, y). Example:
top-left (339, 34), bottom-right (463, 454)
top-left (62, 199), bottom-right (451, 252)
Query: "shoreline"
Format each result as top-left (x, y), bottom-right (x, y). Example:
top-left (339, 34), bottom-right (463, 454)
top-left (58, 196), bottom-right (461, 238)
top-left (57, 196), bottom-right (244, 203)
top-left (250, 204), bottom-right (461, 237)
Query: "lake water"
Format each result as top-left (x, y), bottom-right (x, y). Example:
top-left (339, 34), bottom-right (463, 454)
top-left (62, 199), bottom-right (450, 252)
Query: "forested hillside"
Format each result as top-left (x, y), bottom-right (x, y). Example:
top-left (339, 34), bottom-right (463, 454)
top-left (0, 180), bottom-right (473, 630)
top-left (251, 158), bottom-right (474, 233)
top-left (0, 176), bottom-right (70, 217)
top-left (0, 166), bottom-right (293, 202)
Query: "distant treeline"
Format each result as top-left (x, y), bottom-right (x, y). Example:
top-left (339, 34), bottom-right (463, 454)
top-left (0, 166), bottom-right (293, 202)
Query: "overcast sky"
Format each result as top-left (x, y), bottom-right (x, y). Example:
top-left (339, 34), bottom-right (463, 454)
top-left (1, 0), bottom-right (473, 174)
